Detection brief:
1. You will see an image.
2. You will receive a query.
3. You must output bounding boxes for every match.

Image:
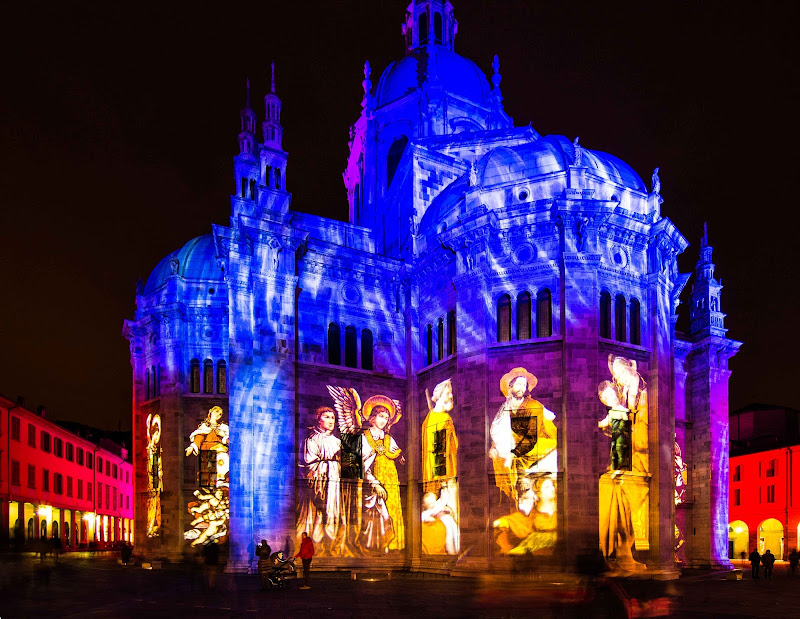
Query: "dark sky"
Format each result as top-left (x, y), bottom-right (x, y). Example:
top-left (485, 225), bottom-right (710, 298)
top-left (1, 1), bottom-right (797, 430)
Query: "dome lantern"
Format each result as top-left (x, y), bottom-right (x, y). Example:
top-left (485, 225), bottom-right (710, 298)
top-left (402, 0), bottom-right (458, 54)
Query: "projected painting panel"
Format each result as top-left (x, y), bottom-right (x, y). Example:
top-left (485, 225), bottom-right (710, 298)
top-left (184, 406), bottom-right (230, 546)
top-left (295, 385), bottom-right (406, 556)
top-left (421, 378), bottom-right (460, 556)
top-left (145, 413), bottom-right (162, 538)
top-left (489, 367), bottom-right (558, 556)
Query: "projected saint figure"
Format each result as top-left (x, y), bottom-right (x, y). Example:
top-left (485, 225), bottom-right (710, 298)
top-left (327, 386), bottom-right (405, 555)
top-left (493, 475), bottom-right (557, 555)
top-left (489, 367), bottom-right (557, 504)
top-left (597, 355), bottom-right (648, 571)
top-left (421, 378), bottom-right (460, 555)
top-left (145, 413), bottom-right (162, 538)
top-left (184, 406), bottom-right (230, 546)
top-left (296, 407), bottom-right (344, 556)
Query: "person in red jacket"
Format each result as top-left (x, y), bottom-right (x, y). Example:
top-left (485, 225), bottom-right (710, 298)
top-left (295, 531), bottom-right (315, 589)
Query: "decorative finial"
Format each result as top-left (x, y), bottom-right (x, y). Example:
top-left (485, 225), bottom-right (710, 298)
top-left (572, 137), bottom-right (582, 167)
top-left (702, 222), bottom-right (708, 247)
top-left (246, 77), bottom-right (251, 107)
top-left (651, 167), bottom-right (661, 195)
top-left (271, 62), bottom-right (276, 94)
top-left (361, 61), bottom-right (372, 109)
top-left (492, 54), bottom-right (502, 92)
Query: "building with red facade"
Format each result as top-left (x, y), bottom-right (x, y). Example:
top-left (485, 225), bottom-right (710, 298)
top-left (1, 394), bottom-right (133, 550)
top-left (728, 404), bottom-right (800, 560)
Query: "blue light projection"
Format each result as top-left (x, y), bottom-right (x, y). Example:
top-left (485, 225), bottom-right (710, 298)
top-left (126, 0), bottom-right (741, 572)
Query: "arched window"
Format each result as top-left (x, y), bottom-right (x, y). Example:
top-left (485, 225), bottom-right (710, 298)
top-left (190, 359), bottom-right (200, 393)
top-left (437, 318), bottom-right (444, 361)
top-left (344, 325), bottom-right (358, 368)
top-left (537, 288), bottom-right (553, 338)
top-left (419, 12), bottom-right (429, 44)
top-left (152, 364), bottom-right (158, 397)
top-left (516, 292), bottom-right (532, 340)
top-left (328, 323), bottom-right (341, 365)
top-left (354, 183), bottom-right (360, 221)
top-left (361, 329), bottom-right (374, 370)
top-left (599, 291), bottom-right (612, 339)
top-left (630, 298), bottom-right (641, 346)
top-left (447, 310), bottom-right (456, 355)
top-left (241, 177), bottom-right (247, 198)
top-left (276, 168), bottom-right (282, 190)
top-left (265, 165), bottom-right (272, 187)
top-left (145, 368), bottom-right (151, 400)
top-left (203, 359), bottom-right (214, 393)
top-left (386, 135), bottom-right (408, 189)
top-left (426, 324), bottom-right (433, 366)
top-left (434, 11), bottom-right (443, 43)
top-left (615, 293), bottom-right (626, 342)
top-left (497, 294), bottom-right (511, 342)
top-left (217, 360), bottom-right (227, 394)
top-left (250, 179), bottom-right (257, 201)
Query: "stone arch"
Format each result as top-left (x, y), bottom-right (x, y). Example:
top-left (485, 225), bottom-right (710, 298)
top-left (758, 518), bottom-right (784, 558)
top-left (728, 520), bottom-right (749, 560)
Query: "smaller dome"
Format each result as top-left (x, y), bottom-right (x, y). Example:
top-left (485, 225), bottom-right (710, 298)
top-left (144, 234), bottom-right (223, 295)
top-left (375, 49), bottom-right (492, 108)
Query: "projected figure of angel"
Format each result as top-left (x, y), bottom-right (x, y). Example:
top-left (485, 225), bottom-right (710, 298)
top-left (361, 396), bottom-right (405, 552)
top-left (296, 407), bottom-right (343, 555)
top-left (145, 413), bottom-right (162, 537)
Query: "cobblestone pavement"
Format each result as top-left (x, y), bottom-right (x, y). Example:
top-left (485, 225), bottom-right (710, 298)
top-left (2, 553), bottom-right (800, 618)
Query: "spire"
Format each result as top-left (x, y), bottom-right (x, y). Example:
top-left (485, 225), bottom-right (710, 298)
top-left (238, 77), bottom-right (256, 156)
top-left (689, 223), bottom-right (726, 338)
top-left (402, 1), bottom-right (458, 54)
top-left (263, 65), bottom-right (283, 149)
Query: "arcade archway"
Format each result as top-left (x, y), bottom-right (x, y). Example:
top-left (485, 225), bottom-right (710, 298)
top-left (728, 520), bottom-right (749, 559)
top-left (758, 518), bottom-right (784, 558)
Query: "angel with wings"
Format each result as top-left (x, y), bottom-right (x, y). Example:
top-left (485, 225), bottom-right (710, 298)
top-left (327, 386), bottom-right (405, 554)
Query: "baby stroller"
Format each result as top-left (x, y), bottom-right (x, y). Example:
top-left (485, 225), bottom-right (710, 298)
top-left (267, 551), bottom-right (297, 589)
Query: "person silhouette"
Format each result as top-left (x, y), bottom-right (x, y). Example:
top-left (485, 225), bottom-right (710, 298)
top-left (762, 549), bottom-right (775, 579)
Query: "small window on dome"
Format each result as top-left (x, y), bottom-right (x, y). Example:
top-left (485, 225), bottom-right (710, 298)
top-left (518, 190), bottom-right (529, 202)
top-left (419, 13), bottom-right (429, 45)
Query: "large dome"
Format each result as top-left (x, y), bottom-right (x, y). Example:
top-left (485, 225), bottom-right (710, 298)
top-left (144, 234), bottom-right (223, 295)
top-left (375, 49), bottom-right (492, 108)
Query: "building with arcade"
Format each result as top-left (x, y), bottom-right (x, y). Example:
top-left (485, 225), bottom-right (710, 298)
top-left (123, 0), bottom-right (741, 576)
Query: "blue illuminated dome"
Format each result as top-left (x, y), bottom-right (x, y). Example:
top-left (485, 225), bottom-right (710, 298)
top-left (376, 49), bottom-right (492, 107)
top-left (144, 234), bottom-right (222, 295)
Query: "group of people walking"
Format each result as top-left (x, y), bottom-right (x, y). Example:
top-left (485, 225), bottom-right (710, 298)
top-left (748, 548), bottom-right (778, 579)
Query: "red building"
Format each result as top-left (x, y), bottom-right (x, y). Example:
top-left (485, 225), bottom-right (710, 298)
top-left (1, 395), bottom-right (133, 549)
top-left (728, 404), bottom-right (800, 560)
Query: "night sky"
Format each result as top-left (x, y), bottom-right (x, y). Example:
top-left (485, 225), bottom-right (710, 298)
top-left (1, 1), bottom-right (797, 431)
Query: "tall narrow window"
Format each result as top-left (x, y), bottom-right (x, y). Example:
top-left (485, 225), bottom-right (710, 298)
top-left (386, 135), bottom-right (408, 189)
top-left (361, 329), bottom-right (374, 370)
top-left (630, 298), bottom-right (641, 346)
top-left (250, 179), bottom-right (257, 200)
top-left (436, 318), bottom-right (444, 361)
top-left (328, 323), bottom-right (341, 365)
top-left (190, 358), bottom-right (201, 393)
top-left (344, 325), bottom-right (358, 368)
top-left (447, 310), bottom-right (456, 355)
top-left (145, 368), bottom-right (151, 400)
top-left (497, 294), bottom-right (511, 342)
top-left (241, 177), bottom-right (247, 198)
top-left (217, 360), bottom-right (227, 394)
top-left (419, 12), bottom-right (429, 44)
top-left (152, 364), bottom-right (158, 397)
top-left (265, 165), bottom-right (272, 188)
top-left (516, 292), bottom-right (532, 339)
top-left (434, 11), bottom-right (443, 43)
top-left (537, 288), bottom-right (553, 338)
top-left (275, 168), bottom-right (282, 190)
top-left (426, 324), bottom-right (433, 366)
top-left (615, 293), bottom-right (626, 342)
top-left (600, 291), bottom-right (612, 339)
top-left (203, 359), bottom-right (214, 393)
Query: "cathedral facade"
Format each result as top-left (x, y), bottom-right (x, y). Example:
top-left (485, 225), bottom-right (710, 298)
top-left (123, 1), bottom-right (740, 575)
